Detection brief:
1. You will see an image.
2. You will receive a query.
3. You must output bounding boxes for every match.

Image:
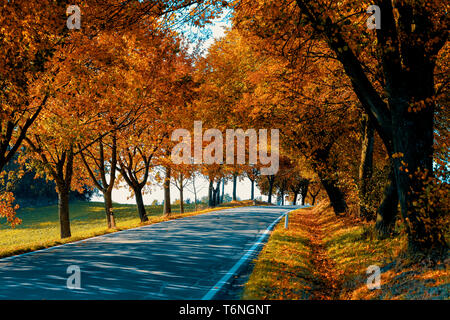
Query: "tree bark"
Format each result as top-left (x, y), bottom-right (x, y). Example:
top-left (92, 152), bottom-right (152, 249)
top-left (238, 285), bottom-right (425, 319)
top-left (391, 88), bottom-right (445, 252)
top-left (134, 188), bottom-right (148, 222)
top-left (267, 175), bottom-right (275, 204)
top-left (163, 167), bottom-right (171, 215)
top-left (375, 167), bottom-right (398, 238)
top-left (300, 182), bottom-right (309, 206)
top-left (318, 172), bottom-right (347, 215)
top-left (359, 113), bottom-right (375, 220)
top-left (104, 188), bottom-right (116, 229)
top-left (312, 146), bottom-right (347, 215)
top-left (292, 192), bottom-right (298, 205)
top-left (232, 173), bottom-right (237, 201)
top-left (221, 178), bottom-right (225, 203)
top-left (57, 184), bottom-right (71, 239)
top-left (214, 180), bottom-right (220, 205)
top-left (179, 184), bottom-right (184, 213)
top-left (250, 178), bottom-right (255, 200)
top-left (55, 149), bottom-right (74, 239)
top-left (310, 194), bottom-right (317, 206)
top-left (191, 175), bottom-right (198, 211)
top-left (208, 179), bottom-right (215, 207)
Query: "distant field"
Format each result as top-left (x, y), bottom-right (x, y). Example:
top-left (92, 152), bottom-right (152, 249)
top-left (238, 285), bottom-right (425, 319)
top-left (0, 201), bottom-right (208, 258)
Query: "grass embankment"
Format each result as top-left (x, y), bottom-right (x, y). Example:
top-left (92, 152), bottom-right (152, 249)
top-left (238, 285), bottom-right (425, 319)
top-left (0, 199), bottom-right (261, 259)
top-left (243, 203), bottom-right (449, 300)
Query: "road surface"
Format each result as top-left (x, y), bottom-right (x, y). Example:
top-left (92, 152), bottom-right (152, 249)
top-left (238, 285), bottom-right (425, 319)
top-left (0, 205), bottom-right (300, 300)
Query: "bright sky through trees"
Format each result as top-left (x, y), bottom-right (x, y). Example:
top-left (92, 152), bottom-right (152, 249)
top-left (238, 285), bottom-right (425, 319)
top-left (92, 15), bottom-right (242, 205)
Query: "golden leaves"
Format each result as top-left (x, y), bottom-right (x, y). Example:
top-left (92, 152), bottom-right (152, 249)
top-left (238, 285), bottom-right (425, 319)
top-left (0, 192), bottom-right (21, 228)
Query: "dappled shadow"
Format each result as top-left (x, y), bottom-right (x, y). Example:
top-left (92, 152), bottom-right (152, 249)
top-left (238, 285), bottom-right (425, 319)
top-left (0, 206), bottom-right (292, 300)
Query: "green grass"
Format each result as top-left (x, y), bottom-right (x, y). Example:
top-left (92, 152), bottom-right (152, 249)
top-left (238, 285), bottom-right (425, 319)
top-left (0, 200), bottom-right (244, 259)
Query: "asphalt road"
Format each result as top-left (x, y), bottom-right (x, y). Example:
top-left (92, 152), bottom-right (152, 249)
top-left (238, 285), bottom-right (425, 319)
top-left (0, 205), bottom-right (300, 300)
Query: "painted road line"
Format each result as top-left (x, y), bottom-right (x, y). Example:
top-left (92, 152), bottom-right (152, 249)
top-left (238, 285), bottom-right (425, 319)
top-left (201, 209), bottom-right (295, 300)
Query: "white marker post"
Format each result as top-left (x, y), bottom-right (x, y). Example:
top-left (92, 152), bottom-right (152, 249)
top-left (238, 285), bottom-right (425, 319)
top-left (284, 214), bottom-right (288, 229)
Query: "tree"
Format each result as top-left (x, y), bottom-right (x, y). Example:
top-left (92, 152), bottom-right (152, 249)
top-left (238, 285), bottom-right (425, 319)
top-left (75, 30), bottom-right (152, 229)
top-left (80, 134), bottom-right (119, 229)
top-left (171, 167), bottom-right (192, 213)
top-left (235, 0), bottom-right (448, 253)
top-left (163, 166), bottom-right (172, 215)
top-left (359, 113), bottom-right (375, 220)
top-left (186, 168), bottom-right (206, 211)
top-left (244, 166), bottom-right (260, 200)
top-left (308, 182), bottom-right (321, 206)
top-left (22, 30), bottom-right (128, 237)
top-left (0, 1), bottom-right (68, 173)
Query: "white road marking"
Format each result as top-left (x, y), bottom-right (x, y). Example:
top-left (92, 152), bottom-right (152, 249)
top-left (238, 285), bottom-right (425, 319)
top-left (201, 208), bottom-right (299, 300)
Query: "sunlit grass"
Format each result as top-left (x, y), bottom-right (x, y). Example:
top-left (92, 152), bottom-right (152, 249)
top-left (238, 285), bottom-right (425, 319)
top-left (319, 208), bottom-right (405, 298)
top-left (243, 204), bottom-right (449, 300)
top-left (324, 215), bottom-right (449, 300)
top-left (243, 209), bottom-right (315, 300)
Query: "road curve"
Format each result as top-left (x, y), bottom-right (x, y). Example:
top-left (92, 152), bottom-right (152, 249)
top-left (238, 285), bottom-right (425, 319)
top-left (0, 205), bottom-right (301, 300)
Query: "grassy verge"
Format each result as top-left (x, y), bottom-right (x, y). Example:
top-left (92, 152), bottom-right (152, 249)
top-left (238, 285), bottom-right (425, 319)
top-left (243, 208), bottom-right (315, 299)
top-left (0, 199), bottom-right (261, 259)
top-left (243, 204), bottom-right (449, 300)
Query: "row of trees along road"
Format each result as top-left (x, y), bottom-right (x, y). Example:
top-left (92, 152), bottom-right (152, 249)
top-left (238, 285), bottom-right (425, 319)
top-left (0, 1), bottom-right (448, 256)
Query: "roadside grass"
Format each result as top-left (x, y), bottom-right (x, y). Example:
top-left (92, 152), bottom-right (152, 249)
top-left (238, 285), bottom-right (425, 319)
top-left (243, 204), bottom-right (449, 300)
top-left (243, 208), bottom-right (316, 299)
top-left (0, 199), bottom-right (259, 259)
top-left (322, 206), bottom-right (450, 300)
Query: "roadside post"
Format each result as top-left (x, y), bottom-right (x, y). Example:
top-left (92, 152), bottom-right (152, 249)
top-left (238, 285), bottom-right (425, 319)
top-left (284, 213), bottom-right (288, 229)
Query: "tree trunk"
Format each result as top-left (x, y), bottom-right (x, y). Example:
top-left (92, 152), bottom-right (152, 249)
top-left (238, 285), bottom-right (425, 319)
top-left (232, 174), bottom-right (237, 201)
top-left (267, 176), bottom-right (274, 204)
top-left (54, 150), bottom-right (74, 239)
top-left (214, 181), bottom-right (220, 205)
top-left (375, 168), bottom-right (398, 238)
top-left (391, 88), bottom-right (446, 253)
top-left (292, 192), bottom-right (298, 205)
top-left (359, 113), bottom-right (375, 220)
top-left (192, 176), bottom-right (198, 211)
top-left (57, 185), bottom-right (71, 239)
top-left (208, 179), bottom-right (215, 207)
top-left (104, 188), bottom-right (116, 229)
top-left (311, 194), bottom-right (317, 206)
top-left (312, 146), bottom-right (347, 215)
top-left (250, 178), bottom-right (255, 200)
top-left (134, 188), bottom-right (148, 222)
top-left (163, 167), bottom-right (171, 215)
top-left (179, 184), bottom-right (184, 213)
top-left (300, 183), bottom-right (309, 206)
top-left (318, 172), bottom-right (347, 215)
top-left (221, 178), bottom-right (225, 203)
